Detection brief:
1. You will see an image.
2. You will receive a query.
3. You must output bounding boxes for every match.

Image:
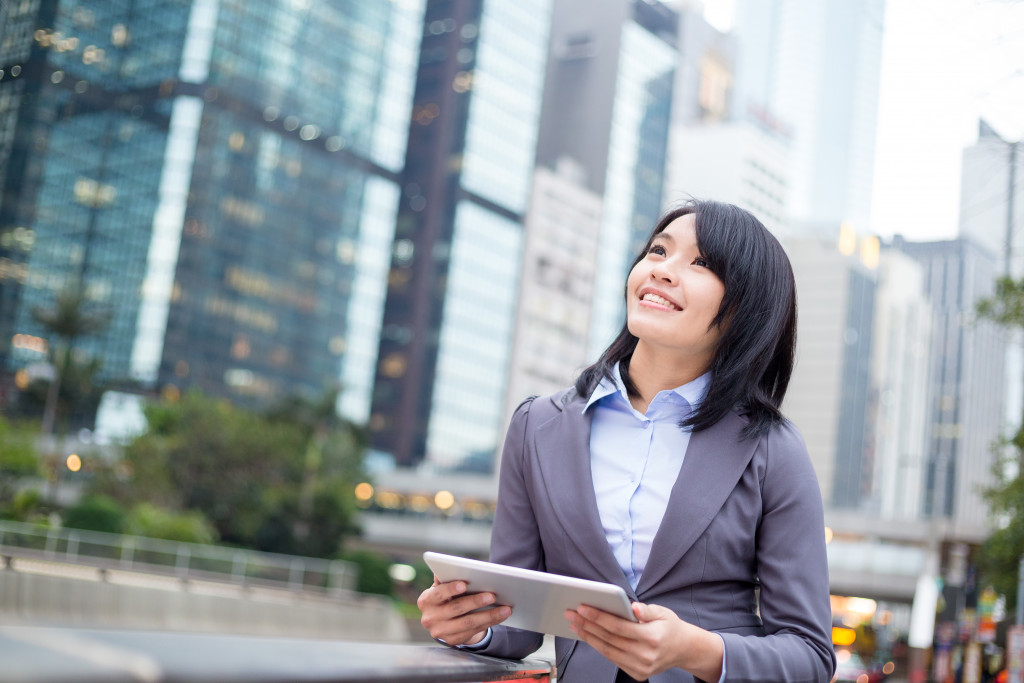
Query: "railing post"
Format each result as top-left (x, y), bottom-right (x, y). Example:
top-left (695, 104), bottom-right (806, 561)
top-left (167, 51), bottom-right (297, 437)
top-left (232, 551), bottom-right (245, 586)
top-left (44, 528), bottom-right (57, 558)
top-left (289, 559), bottom-right (304, 591)
top-left (67, 532), bottom-right (79, 562)
top-left (176, 545), bottom-right (191, 580)
top-left (121, 538), bottom-right (135, 569)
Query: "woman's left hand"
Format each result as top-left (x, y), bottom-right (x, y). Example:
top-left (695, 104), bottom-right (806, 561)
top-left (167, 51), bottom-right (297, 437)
top-left (565, 602), bottom-right (723, 682)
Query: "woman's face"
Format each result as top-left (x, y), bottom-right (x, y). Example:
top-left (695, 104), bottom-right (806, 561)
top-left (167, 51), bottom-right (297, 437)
top-left (626, 214), bottom-right (726, 369)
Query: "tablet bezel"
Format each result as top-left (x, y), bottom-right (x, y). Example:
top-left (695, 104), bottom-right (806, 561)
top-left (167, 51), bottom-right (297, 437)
top-left (423, 551), bottom-right (636, 640)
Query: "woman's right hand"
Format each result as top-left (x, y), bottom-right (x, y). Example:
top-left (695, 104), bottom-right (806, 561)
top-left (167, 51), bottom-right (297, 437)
top-left (417, 576), bottom-right (512, 646)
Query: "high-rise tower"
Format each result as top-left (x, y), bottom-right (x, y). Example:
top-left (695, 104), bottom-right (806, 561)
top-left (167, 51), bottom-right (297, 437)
top-left (733, 0), bottom-right (885, 234)
top-left (368, 0), bottom-right (552, 471)
top-left (0, 0), bottom-right (423, 415)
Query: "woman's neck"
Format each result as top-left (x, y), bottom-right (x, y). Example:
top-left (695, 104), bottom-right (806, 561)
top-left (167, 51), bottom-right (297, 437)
top-left (627, 343), bottom-right (707, 414)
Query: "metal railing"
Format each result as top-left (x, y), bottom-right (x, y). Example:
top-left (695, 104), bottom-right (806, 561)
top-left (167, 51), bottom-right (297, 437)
top-left (0, 519), bottom-right (355, 595)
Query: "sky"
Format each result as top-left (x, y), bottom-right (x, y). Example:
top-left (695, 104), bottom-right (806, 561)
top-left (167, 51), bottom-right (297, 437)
top-left (702, 0), bottom-right (1024, 241)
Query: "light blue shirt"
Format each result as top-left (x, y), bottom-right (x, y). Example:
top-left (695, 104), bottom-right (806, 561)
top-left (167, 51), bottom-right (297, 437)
top-left (583, 364), bottom-right (709, 590)
top-left (584, 365), bottom-right (727, 683)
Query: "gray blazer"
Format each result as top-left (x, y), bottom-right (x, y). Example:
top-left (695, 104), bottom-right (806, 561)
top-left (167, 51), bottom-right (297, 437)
top-left (473, 388), bottom-right (836, 683)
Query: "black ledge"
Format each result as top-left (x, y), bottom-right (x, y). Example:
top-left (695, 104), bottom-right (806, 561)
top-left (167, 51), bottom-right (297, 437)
top-left (0, 625), bottom-right (553, 683)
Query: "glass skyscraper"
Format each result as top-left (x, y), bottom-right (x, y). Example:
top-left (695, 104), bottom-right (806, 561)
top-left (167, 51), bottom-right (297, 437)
top-left (0, 0), bottom-right (423, 416)
top-left (368, 0), bottom-right (552, 471)
top-left (532, 0), bottom-right (678, 360)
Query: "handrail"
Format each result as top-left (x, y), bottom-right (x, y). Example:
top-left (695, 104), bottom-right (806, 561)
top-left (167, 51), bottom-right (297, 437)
top-left (0, 519), bottom-right (355, 595)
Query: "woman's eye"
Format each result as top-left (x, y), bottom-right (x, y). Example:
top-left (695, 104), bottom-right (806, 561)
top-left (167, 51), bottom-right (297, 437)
top-left (648, 244), bottom-right (667, 256)
top-left (693, 256), bottom-right (709, 267)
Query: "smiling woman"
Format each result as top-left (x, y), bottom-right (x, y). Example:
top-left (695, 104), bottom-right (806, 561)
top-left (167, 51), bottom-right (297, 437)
top-left (418, 199), bottom-right (834, 683)
top-left (623, 214), bottom-right (726, 411)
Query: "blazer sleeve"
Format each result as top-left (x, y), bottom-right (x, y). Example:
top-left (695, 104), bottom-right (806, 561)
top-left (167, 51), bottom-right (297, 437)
top-left (469, 396), bottom-right (546, 660)
top-left (718, 422), bottom-right (837, 683)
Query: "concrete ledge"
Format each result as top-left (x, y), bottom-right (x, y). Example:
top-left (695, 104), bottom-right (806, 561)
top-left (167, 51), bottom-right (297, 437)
top-left (0, 568), bottom-right (408, 642)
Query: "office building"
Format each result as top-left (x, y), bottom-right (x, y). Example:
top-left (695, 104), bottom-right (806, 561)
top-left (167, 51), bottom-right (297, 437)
top-left (502, 160), bottom-right (603, 421)
top-left (892, 236), bottom-right (1006, 532)
top-left (534, 0), bottom-right (679, 360)
top-left (368, 0), bottom-right (553, 471)
top-left (958, 120), bottom-right (1024, 446)
top-left (0, 1), bottom-right (424, 418)
top-left (959, 121), bottom-right (1024, 277)
top-left (664, 120), bottom-right (791, 237)
top-left (732, 0), bottom-right (885, 234)
top-left (868, 247), bottom-right (931, 520)
top-left (785, 233), bottom-right (879, 507)
top-left (661, 6), bottom-right (793, 238)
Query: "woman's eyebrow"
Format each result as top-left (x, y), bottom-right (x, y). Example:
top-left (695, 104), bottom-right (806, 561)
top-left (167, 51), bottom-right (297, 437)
top-left (652, 231), bottom-right (675, 242)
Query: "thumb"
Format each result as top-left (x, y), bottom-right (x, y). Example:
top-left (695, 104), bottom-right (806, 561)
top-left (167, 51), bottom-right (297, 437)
top-left (632, 601), bottom-right (672, 623)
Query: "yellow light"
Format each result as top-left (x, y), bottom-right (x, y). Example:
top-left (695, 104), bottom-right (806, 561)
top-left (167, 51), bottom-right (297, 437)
top-left (860, 235), bottom-right (880, 270)
top-left (14, 369), bottom-right (29, 390)
top-left (354, 482), bottom-right (374, 501)
top-left (66, 454), bottom-right (82, 472)
top-left (838, 222), bottom-right (857, 256)
top-left (435, 490), bottom-right (455, 510)
top-left (845, 597), bottom-right (877, 616)
top-left (882, 662), bottom-right (895, 675)
top-left (824, 526), bottom-right (833, 544)
top-left (832, 626), bottom-right (856, 646)
top-left (856, 674), bottom-right (869, 683)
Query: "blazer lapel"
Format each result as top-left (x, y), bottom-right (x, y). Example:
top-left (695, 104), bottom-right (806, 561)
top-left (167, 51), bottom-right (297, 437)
top-left (532, 393), bottom-right (634, 595)
top-left (636, 410), bottom-right (756, 595)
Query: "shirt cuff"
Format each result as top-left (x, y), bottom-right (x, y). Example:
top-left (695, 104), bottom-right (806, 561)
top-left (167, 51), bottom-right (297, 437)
top-left (716, 633), bottom-right (727, 683)
top-left (436, 627), bottom-right (493, 650)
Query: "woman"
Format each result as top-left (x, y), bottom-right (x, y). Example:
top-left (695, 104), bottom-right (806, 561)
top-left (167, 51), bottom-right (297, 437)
top-left (418, 200), bottom-right (836, 683)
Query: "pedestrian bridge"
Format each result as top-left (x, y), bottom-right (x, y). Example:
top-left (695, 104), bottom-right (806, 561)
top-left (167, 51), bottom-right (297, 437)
top-left (356, 471), bottom-right (990, 606)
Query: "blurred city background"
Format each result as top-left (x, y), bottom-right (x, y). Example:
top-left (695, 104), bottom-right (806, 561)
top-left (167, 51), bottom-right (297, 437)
top-left (0, 0), bottom-right (1023, 681)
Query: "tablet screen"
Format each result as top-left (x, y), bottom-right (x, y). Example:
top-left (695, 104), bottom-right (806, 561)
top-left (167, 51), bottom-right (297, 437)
top-left (423, 551), bottom-right (636, 640)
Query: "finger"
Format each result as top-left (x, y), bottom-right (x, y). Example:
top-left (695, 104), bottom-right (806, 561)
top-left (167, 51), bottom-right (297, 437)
top-left (439, 591), bottom-right (499, 620)
top-left (418, 580), bottom-right (470, 613)
top-left (435, 605), bottom-right (512, 642)
top-left (576, 605), bottom-right (643, 641)
top-left (422, 580), bottom-right (469, 605)
top-left (568, 614), bottom-right (636, 667)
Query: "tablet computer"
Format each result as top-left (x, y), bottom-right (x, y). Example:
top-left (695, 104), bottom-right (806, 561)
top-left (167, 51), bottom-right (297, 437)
top-left (423, 551), bottom-right (636, 640)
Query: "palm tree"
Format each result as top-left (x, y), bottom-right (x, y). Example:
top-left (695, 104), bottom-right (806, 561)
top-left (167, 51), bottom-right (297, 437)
top-left (31, 286), bottom-right (111, 442)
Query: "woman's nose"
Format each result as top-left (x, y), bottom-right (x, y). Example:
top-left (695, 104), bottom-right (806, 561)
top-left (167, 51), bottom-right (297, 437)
top-left (650, 262), bottom-right (675, 283)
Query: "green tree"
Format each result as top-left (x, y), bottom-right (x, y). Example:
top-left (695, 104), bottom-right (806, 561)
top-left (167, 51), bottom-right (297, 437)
top-left (108, 390), bottom-right (365, 556)
top-left (29, 286), bottom-right (110, 437)
top-left (63, 494), bottom-right (127, 534)
top-left (0, 416), bottom-right (41, 519)
top-left (976, 276), bottom-right (1024, 610)
top-left (264, 388), bottom-right (367, 548)
top-left (123, 503), bottom-right (218, 544)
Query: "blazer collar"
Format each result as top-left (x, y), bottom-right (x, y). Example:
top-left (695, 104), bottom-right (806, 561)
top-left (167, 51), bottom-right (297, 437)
top-left (532, 392), bottom-right (755, 600)
top-left (532, 390), bottom-right (637, 598)
top-left (636, 408), bottom-right (756, 595)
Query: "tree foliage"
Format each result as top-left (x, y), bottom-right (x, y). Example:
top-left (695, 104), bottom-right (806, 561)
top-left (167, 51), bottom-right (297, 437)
top-left (0, 416), bottom-right (42, 518)
top-left (98, 390), bottom-right (365, 557)
top-left (976, 276), bottom-right (1024, 610)
top-left (27, 285), bottom-right (111, 435)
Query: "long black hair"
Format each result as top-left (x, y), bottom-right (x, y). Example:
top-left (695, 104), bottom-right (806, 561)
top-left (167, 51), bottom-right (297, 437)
top-left (574, 199), bottom-right (797, 439)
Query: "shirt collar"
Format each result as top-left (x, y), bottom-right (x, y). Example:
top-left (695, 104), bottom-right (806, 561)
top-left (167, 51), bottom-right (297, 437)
top-left (583, 362), bottom-right (711, 413)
